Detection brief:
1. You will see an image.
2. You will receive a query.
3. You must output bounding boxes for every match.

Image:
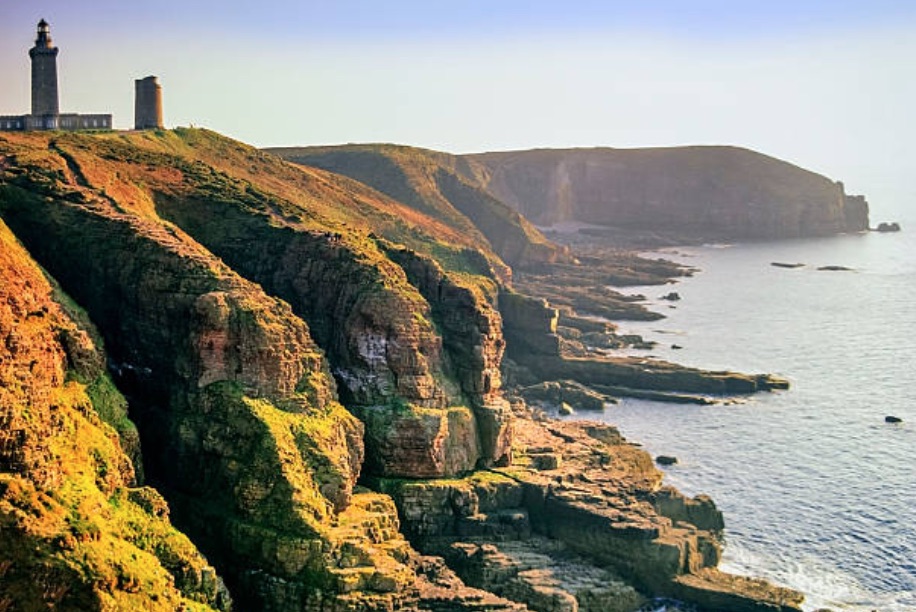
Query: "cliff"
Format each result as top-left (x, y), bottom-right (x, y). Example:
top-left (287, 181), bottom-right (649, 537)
top-left (268, 144), bottom-right (571, 268)
top-left (1, 129), bottom-right (802, 611)
top-left (463, 146), bottom-right (869, 240)
top-left (0, 129), bottom-right (518, 610)
top-left (0, 218), bottom-right (228, 610)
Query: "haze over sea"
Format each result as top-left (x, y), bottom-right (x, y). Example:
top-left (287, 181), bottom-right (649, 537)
top-left (574, 201), bottom-right (915, 611)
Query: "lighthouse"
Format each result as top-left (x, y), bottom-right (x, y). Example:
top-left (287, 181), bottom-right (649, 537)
top-left (29, 19), bottom-right (60, 123)
top-left (0, 20), bottom-right (113, 132)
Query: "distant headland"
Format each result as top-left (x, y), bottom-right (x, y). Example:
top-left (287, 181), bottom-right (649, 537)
top-left (272, 143), bottom-right (871, 244)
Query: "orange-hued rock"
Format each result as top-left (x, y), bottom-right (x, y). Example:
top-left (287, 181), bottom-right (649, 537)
top-left (0, 132), bottom-right (390, 610)
top-left (465, 146), bottom-right (869, 240)
top-left (0, 129), bottom-right (515, 609)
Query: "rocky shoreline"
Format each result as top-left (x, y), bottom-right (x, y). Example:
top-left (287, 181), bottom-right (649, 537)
top-left (375, 408), bottom-right (804, 612)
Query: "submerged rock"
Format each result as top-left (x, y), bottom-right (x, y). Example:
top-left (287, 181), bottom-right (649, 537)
top-left (771, 262), bottom-right (805, 269)
top-left (817, 265), bottom-right (854, 271)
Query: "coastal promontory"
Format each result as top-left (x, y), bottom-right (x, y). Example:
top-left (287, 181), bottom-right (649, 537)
top-left (2, 128), bottom-right (804, 611)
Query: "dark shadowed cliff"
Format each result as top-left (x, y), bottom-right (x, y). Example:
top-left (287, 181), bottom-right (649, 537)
top-left (1, 129), bottom-right (804, 611)
top-left (464, 146), bottom-right (868, 240)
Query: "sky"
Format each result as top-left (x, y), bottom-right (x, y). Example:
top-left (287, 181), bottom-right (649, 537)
top-left (1, 1), bottom-right (915, 219)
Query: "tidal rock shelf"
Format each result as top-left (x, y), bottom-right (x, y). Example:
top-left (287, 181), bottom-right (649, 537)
top-left (376, 414), bottom-right (803, 611)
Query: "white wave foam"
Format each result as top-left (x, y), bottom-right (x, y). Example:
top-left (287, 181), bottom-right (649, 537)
top-left (722, 544), bottom-right (912, 611)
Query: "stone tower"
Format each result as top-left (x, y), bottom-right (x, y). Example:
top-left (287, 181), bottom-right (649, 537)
top-left (29, 19), bottom-right (59, 117)
top-left (134, 76), bottom-right (163, 130)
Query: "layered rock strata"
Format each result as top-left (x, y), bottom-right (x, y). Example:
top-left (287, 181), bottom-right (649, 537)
top-left (0, 133), bottom-right (413, 610)
top-left (378, 415), bottom-right (803, 611)
top-left (149, 151), bottom-right (512, 478)
top-left (499, 291), bottom-right (787, 399)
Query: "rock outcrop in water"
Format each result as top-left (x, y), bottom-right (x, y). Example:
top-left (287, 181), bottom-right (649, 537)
top-left (1, 129), bottom-right (803, 611)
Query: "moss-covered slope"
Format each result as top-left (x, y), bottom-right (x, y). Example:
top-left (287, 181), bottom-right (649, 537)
top-left (0, 129), bottom-right (522, 609)
top-left (0, 219), bottom-right (228, 611)
top-left (0, 131), bottom-right (418, 610)
top-left (0, 129), bottom-right (805, 611)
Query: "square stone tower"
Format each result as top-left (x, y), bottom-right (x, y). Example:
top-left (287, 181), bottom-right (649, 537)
top-left (29, 19), bottom-right (59, 118)
top-left (134, 76), bottom-right (163, 130)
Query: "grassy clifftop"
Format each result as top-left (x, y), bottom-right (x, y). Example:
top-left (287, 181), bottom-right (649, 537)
top-left (0, 128), bottom-right (517, 609)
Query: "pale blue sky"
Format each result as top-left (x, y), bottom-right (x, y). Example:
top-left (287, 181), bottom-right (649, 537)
top-left (1, 1), bottom-right (914, 218)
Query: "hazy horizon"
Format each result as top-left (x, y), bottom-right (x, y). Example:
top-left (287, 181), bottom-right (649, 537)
top-left (2, 1), bottom-right (914, 219)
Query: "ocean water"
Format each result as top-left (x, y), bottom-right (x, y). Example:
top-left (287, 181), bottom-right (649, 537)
top-left (572, 221), bottom-right (915, 610)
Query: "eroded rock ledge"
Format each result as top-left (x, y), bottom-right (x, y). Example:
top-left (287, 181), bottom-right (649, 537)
top-left (377, 412), bottom-right (802, 611)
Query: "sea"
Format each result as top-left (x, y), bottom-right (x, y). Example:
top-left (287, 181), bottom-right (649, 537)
top-left (569, 209), bottom-right (916, 610)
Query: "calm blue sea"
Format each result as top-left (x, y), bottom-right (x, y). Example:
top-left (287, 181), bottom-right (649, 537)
top-left (573, 213), bottom-right (915, 610)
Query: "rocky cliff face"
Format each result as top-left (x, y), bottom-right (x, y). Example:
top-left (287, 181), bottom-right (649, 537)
top-left (145, 134), bottom-right (513, 479)
top-left (0, 129), bottom-right (520, 609)
top-left (0, 132), bottom-right (413, 610)
top-left (1, 129), bottom-right (804, 611)
top-left (464, 146), bottom-right (869, 240)
top-left (0, 218), bottom-right (228, 610)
